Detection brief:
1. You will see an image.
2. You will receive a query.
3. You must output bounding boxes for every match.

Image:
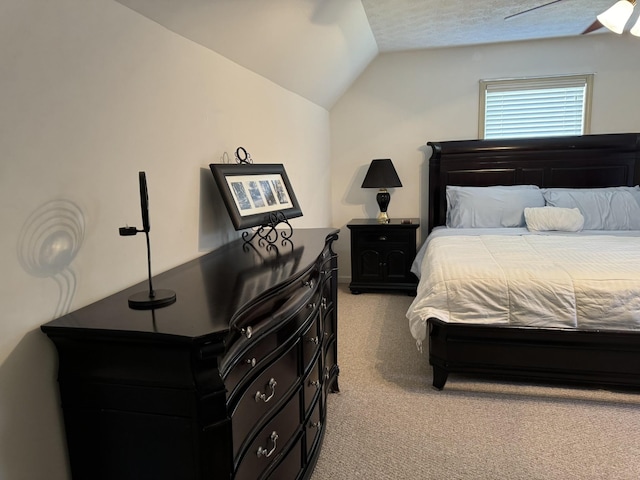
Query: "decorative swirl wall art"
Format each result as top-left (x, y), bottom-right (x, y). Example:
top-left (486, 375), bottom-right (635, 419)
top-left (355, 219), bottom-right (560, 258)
top-left (17, 199), bottom-right (85, 319)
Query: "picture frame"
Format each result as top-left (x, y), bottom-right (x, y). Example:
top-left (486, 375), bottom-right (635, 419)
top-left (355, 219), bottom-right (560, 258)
top-left (209, 163), bottom-right (303, 230)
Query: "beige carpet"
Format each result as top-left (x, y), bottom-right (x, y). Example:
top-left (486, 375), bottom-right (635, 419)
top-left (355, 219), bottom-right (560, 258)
top-left (310, 285), bottom-right (640, 480)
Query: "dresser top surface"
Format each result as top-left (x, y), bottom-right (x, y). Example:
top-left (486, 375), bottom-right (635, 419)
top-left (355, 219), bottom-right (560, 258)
top-left (42, 228), bottom-right (338, 342)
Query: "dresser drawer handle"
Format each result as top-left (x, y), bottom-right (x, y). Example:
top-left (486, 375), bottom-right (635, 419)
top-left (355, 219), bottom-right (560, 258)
top-left (256, 431), bottom-right (279, 458)
top-left (303, 279), bottom-right (314, 289)
top-left (309, 379), bottom-right (321, 389)
top-left (310, 421), bottom-right (322, 429)
top-left (255, 378), bottom-right (277, 403)
top-left (308, 336), bottom-right (319, 345)
top-left (308, 302), bottom-right (317, 310)
top-left (241, 326), bottom-right (253, 339)
top-left (246, 357), bottom-right (256, 368)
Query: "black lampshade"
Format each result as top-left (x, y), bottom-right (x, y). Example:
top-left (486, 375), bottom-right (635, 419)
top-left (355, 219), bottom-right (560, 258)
top-left (361, 159), bottom-right (403, 188)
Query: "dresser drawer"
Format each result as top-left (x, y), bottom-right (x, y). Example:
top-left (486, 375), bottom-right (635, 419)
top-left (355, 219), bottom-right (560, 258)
top-left (230, 340), bottom-right (300, 457)
top-left (323, 337), bottom-right (338, 393)
top-left (305, 396), bottom-right (323, 457)
top-left (321, 276), bottom-right (333, 309)
top-left (265, 434), bottom-right (303, 480)
top-left (223, 332), bottom-right (279, 402)
top-left (221, 269), bottom-right (320, 378)
top-left (321, 297), bottom-right (335, 340)
top-left (301, 312), bottom-right (322, 373)
top-left (224, 293), bottom-right (319, 404)
top-left (302, 354), bottom-right (322, 414)
top-left (234, 391), bottom-right (301, 480)
top-left (231, 267), bottom-right (319, 333)
top-left (319, 241), bottom-right (333, 268)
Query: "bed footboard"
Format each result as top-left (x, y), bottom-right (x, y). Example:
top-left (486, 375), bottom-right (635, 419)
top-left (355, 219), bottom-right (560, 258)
top-left (428, 319), bottom-right (640, 390)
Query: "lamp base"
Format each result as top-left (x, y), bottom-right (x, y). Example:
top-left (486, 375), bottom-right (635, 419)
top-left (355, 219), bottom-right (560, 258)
top-left (377, 211), bottom-right (390, 223)
top-left (128, 289), bottom-right (177, 310)
top-left (376, 189), bottom-right (391, 223)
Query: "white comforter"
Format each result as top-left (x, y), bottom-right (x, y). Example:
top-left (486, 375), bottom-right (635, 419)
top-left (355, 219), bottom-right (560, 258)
top-left (407, 233), bottom-right (640, 348)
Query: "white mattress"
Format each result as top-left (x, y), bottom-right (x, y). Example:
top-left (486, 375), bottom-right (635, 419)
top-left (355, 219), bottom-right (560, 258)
top-left (406, 230), bottom-right (640, 349)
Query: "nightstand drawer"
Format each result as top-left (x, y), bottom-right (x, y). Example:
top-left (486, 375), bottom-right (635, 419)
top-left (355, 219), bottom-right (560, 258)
top-left (355, 230), bottom-right (412, 245)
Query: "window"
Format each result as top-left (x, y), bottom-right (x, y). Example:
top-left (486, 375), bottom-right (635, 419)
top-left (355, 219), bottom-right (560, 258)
top-left (479, 74), bottom-right (593, 139)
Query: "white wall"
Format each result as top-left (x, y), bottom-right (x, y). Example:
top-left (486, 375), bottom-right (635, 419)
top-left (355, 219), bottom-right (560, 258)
top-left (0, 0), bottom-right (331, 478)
top-left (115, 0), bottom-right (379, 109)
top-left (330, 33), bottom-right (640, 282)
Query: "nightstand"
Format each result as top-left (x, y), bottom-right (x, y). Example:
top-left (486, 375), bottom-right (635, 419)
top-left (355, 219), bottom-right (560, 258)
top-left (347, 218), bottom-right (419, 295)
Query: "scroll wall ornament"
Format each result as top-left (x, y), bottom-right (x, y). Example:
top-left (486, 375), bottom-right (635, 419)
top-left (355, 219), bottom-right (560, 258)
top-left (234, 146), bottom-right (253, 164)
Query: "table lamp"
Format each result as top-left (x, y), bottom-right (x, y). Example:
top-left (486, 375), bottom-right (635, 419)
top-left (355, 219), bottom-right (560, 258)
top-left (361, 159), bottom-right (403, 223)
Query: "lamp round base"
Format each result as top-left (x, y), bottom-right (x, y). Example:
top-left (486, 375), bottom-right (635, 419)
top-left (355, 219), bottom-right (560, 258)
top-left (377, 211), bottom-right (390, 223)
top-left (128, 289), bottom-right (177, 310)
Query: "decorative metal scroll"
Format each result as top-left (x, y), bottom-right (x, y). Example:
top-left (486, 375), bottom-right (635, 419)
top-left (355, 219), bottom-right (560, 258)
top-left (242, 211), bottom-right (294, 251)
top-left (235, 147), bottom-right (253, 164)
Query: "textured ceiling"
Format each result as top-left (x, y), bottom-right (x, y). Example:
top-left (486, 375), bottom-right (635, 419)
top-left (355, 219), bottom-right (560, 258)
top-left (361, 0), bottom-right (622, 51)
top-left (114, 0), bottom-right (635, 107)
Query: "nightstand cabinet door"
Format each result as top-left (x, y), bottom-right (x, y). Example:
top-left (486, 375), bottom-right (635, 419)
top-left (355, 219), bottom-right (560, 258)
top-left (385, 248), bottom-right (410, 280)
top-left (348, 218), bottom-right (419, 294)
top-left (358, 248), bottom-right (383, 279)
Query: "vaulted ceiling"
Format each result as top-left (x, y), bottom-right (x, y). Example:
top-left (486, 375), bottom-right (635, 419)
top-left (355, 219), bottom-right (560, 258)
top-left (115, 1), bottom-right (628, 109)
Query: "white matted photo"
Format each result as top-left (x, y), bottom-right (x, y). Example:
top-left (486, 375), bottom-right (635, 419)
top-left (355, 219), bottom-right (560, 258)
top-left (209, 163), bottom-right (303, 230)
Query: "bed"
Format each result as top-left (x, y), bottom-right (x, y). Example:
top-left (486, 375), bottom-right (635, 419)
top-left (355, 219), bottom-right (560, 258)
top-left (406, 133), bottom-right (640, 390)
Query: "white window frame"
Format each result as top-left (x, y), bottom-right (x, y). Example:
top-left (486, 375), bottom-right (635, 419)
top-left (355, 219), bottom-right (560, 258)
top-left (479, 74), bottom-right (594, 139)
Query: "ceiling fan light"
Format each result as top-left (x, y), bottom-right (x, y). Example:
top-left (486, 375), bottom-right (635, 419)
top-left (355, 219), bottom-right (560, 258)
top-left (597, 0), bottom-right (635, 34)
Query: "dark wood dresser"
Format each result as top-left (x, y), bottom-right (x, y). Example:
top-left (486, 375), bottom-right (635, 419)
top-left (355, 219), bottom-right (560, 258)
top-left (41, 228), bottom-right (340, 480)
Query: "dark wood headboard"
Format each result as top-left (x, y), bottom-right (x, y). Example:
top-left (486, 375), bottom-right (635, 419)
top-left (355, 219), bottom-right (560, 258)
top-left (427, 133), bottom-right (640, 233)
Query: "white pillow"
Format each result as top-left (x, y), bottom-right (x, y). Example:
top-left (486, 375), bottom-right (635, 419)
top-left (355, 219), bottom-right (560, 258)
top-left (543, 188), bottom-right (640, 230)
top-left (446, 185), bottom-right (545, 228)
top-left (524, 207), bottom-right (584, 232)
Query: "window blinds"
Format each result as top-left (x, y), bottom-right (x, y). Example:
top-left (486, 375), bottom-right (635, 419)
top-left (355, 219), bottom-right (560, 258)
top-left (480, 75), bottom-right (592, 139)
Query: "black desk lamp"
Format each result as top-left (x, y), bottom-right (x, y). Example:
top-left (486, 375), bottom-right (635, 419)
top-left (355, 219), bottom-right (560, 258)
top-left (361, 159), bottom-right (403, 223)
top-left (119, 172), bottom-right (176, 310)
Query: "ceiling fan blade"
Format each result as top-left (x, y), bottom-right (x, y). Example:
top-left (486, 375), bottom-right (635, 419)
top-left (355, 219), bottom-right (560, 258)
top-left (505, 0), bottom-right (565, 20)
top-left (582, 19), bottom-right (604, 34)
